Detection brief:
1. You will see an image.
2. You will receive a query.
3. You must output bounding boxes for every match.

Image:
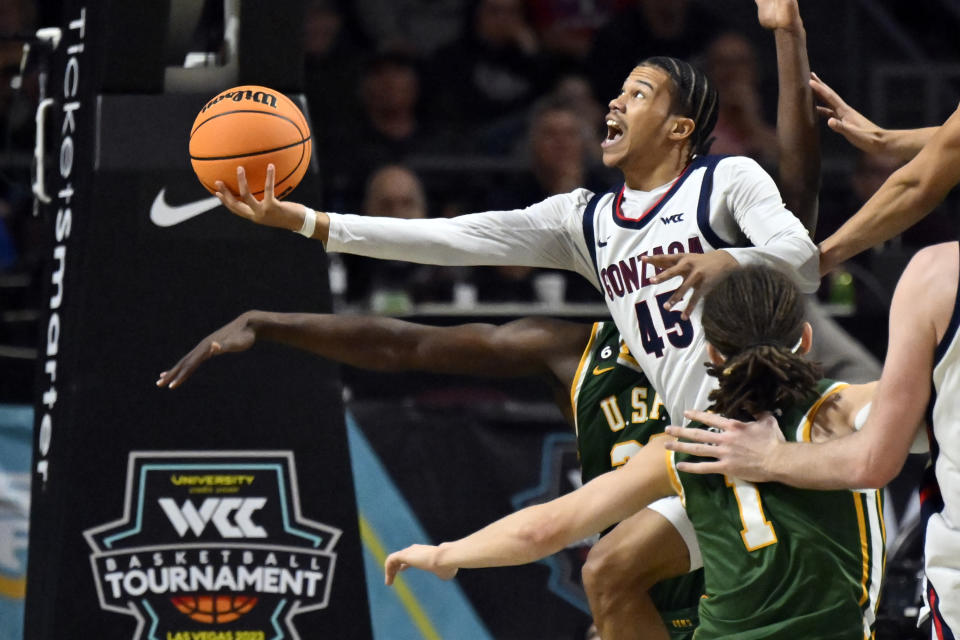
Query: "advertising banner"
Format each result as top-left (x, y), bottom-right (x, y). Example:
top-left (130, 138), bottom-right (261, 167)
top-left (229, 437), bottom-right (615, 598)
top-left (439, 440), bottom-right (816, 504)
top-left (25, 3), bottom-right (370, 638)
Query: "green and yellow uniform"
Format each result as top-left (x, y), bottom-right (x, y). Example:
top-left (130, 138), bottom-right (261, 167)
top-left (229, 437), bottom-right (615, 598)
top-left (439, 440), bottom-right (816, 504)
top-left (571, 321), bottom-right (703, 639)
top-left (669, 380), bottom-right (885, 640)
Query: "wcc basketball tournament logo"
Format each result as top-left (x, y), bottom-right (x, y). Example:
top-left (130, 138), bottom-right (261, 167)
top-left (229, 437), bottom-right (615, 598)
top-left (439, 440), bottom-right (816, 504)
top-left (84, 451), bottom-right (340, 640)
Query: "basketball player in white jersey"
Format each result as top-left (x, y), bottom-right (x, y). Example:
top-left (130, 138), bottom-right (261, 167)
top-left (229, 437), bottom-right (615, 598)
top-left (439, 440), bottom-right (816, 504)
top-left (214, 57), bottom-right (818, 430)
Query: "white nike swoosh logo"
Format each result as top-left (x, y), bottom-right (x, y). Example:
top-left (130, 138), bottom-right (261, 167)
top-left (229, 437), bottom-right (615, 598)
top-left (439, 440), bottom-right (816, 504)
top-left (150, 189), bottom-right (220, 227)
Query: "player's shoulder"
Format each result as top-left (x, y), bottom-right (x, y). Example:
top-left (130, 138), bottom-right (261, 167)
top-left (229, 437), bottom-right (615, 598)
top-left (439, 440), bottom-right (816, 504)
top-left (906, 241), bottom-right (957, 273)
top-left (900, 241), bottom-right (958, 305)
top-left (805, 380), bottom-right (862, 443)
top-left (900, 241), bottom-right (960, 340)
top-left (555, 187), bottom-right (598, 207)
top-left (707, 154), bottom-right (770, 182)
top-left (528, 187), bottom-right (606, 221)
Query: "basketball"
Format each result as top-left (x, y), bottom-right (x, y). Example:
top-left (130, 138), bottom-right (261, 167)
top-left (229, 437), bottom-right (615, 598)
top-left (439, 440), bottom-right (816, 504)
top-left (189, 85), bottom-right (311, 199)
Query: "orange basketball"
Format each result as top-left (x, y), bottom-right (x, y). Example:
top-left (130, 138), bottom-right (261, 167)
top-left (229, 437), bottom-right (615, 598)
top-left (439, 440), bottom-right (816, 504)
top-left (189, 85), bottom-right (311, 199)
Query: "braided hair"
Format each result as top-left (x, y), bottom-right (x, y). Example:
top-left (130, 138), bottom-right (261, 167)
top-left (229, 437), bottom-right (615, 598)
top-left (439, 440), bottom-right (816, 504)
top-left (639, 56), bottom-right (719, 159)
top-left (701, 266), bottom-right (821, 420)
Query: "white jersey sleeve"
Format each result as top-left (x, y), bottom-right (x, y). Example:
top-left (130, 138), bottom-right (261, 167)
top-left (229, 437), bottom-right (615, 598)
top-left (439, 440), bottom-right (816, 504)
top-left (325, 189), bottom-right (600, 287)
top-left (712, 156), bottom-right (820, 293)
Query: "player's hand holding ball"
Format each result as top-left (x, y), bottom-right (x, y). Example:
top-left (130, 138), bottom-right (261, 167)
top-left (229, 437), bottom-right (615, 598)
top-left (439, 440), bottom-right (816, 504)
top-left (215, 164), bottom-right (306, 232)
top-left (189, 85), bottom-right (320, 235)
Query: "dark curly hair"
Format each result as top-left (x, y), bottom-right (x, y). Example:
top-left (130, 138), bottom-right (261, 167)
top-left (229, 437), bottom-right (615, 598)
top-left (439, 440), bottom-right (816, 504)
top-left (701, 266), bottom-right (821, 419)
top-left (639, 56), bottom-right (719, 159)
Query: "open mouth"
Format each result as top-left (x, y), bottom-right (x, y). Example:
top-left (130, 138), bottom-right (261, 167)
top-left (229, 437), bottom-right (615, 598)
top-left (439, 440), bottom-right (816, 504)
top-left (602, 119), bottom-right (624, 147)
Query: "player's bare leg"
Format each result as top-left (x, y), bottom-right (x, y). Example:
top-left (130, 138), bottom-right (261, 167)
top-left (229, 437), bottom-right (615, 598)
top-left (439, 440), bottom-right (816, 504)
top-left (582, 508), bottom-right (689, 640)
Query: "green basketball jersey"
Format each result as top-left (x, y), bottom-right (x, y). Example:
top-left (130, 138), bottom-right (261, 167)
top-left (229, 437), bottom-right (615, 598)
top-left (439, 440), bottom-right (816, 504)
top-left (571, 321), bottom-right (671, 483)
top-left (670, 380), bottom-right (885, 640)
top-left (571, 321), bottom-right (703, 639)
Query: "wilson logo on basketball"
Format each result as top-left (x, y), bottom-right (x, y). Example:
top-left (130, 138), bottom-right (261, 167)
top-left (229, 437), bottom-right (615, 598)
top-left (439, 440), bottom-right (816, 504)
top-left (84, 452), bottom-right (342, 640)
top-left (201, 89), bottom-right (278, 113)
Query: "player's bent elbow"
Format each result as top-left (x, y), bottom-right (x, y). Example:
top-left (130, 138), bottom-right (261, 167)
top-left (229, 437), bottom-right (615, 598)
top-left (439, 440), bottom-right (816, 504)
top-left (856, 458), bottom-right (902, 490)
top-left (515, 509), bottom-right (574, 560)
top-left (846, 446), bottom-right (903, 490)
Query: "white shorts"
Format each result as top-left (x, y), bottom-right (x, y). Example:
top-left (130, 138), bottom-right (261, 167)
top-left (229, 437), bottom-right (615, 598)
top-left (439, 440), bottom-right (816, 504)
top-left (648, 495), bottom-right (702, 571)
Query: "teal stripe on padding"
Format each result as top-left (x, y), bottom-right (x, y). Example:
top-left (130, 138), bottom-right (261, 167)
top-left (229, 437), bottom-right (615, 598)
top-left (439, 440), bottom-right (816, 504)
top-left (346, 411), bottom-right (492, 640)
top-left (0, 404), bottom-right (31, 640)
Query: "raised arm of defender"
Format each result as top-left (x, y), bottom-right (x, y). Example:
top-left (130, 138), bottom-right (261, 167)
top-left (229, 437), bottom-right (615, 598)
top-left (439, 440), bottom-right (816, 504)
top-left (818, 105), bottom-right (960, 273)
top-left (810, 73), bottom-right (940, 164)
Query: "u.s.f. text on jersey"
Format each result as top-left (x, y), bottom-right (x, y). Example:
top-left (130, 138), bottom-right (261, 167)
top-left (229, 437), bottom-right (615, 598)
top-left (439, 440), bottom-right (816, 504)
top-left (598, 235), bottom-right (704, 301)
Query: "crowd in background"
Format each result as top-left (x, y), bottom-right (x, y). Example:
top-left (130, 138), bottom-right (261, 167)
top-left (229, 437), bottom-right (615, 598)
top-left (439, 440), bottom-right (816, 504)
top-left (298, 0), bottom-right (960, 311)
top-left (0, 0), bottom-right (959, 396)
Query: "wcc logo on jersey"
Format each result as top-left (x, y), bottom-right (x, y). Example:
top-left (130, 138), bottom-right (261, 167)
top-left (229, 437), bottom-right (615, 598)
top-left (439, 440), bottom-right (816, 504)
top-left (84, 451), bottom-right (341, 640)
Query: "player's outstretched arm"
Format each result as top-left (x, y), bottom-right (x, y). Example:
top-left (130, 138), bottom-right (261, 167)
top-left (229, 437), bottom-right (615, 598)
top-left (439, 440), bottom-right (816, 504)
top-left (819, 104), bottom-right (960, 273)
top-left (665, 244), bottom-right (944, 489)
top-left (811, 73), bottom-right (939, 163)
top-left (384, 439), bottom-right (674, 585)
top-left (217, 164), bottom-right (593, 282)
top-left (215, 164), bottom-right (331, 241)
top-left (157, 312), bottom-right (589, 390)
top-left (757, 0), bottom-right (820, 234)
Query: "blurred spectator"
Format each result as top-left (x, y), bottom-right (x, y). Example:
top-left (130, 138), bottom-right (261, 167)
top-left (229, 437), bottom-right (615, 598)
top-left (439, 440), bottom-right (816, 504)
top-left (343, 165), bottom-right (463, 308)
top-left (363, 165), bottom-right (429, 219)
top-left (527, 0), bottom-right (627, 62)
top-left (819, 150), bottom-right (957, 298)
top-left (430, 0), bottom-right (550, 146)
top-left (486, 96), bottom-right (608, 303)
top-left (492, 95), bottom-right (608, 206)
top-left (350, 0), bottom-right (468, 58)
top-left (303, 0), bottom-right (365, 144)
top-left (702, 31), bottom-right (778, 172)
top-left (551, 74), bottom-right (607, 164)
top-left (360, 54), bottom-right (421, 147)
top-left (585, 0), bottom-right (723, 104)
top-left (322, 53), bottom-right (441, 210)
top-left (816, 151), bottom-right (902, 251)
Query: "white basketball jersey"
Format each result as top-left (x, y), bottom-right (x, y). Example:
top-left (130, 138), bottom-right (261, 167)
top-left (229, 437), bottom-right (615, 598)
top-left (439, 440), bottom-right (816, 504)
top-left (583, 155), bottom-right (749, 423)
top-left (923, 246), bottom-right (960, 630)
top-left (326, 153), bottom-right (817, 424)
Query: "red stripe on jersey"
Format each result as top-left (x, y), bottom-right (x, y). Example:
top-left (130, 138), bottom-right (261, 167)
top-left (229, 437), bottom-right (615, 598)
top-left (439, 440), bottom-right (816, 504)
top-left (930, 584), bottom-right (946, 640)
top-left (928, 581), bottom-right (956, 640)
top-left (921, 482), bottom-right (942, 505)
top-left (614, 163), bottom-right (693, 223)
